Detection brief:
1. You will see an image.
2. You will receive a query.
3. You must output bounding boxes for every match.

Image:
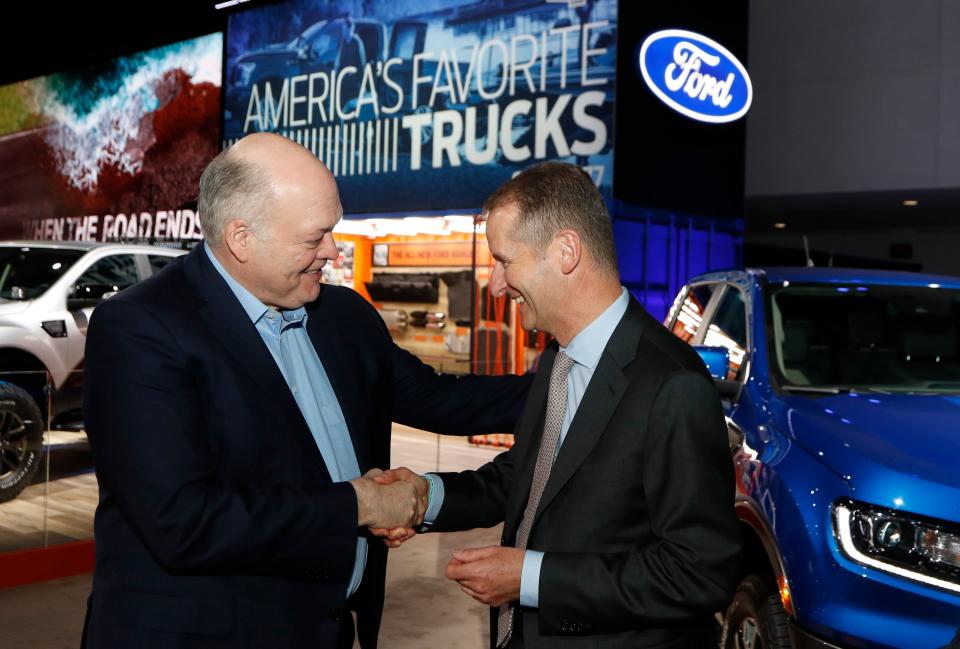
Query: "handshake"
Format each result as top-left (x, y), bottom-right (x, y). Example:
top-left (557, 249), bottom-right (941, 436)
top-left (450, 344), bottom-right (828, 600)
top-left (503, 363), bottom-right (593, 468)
top-left (351, 467), bottom-right (525, 607)
top-left (349, 467), bottom-right (428, 548)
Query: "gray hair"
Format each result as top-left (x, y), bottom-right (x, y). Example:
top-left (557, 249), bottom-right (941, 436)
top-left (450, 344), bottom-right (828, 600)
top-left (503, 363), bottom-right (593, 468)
top-left (483, 161), bottom-right (618, 275)
top-left (197, 146), bottom-right (273, 247)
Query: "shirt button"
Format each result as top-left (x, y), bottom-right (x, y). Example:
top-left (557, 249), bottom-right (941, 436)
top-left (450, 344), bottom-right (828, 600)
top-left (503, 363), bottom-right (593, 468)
top-left (266, 312), bottom-right (276, 320)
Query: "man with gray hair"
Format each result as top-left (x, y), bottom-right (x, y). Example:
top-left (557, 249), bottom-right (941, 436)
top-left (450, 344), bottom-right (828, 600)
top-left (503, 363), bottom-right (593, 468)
top-left (80, 132), bottom-right (530, 649)
top-left (379, 161), bottom-right (741, 648)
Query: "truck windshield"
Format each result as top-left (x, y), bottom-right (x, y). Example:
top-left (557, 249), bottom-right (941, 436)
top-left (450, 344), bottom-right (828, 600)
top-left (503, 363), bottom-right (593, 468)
top-left (292, 21), bottom-right (341, 61)
top-left (0, 247), bottom-right (85, 300)
top-left (768, 283), bottom-right (960, 394)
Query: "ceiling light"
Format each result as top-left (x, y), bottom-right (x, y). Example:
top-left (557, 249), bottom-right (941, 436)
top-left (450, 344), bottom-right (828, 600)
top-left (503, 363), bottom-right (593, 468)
top-left (333, 214), bottom-right (489, 237)
top-left (902, 199), bottom-right (919, 207)
top-left (333, 220), bottom-right (376, 237)
top-left (214, 0), bottom-right (251, 9)
top-left (774, 222), bottom-right (787, 229)
top-left (447, 221), bottom-right (484, 234)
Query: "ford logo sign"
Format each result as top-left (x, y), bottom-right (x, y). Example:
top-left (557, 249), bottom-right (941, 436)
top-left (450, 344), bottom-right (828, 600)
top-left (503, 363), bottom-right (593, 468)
top-left (638, 29), bottom-right (752, 124)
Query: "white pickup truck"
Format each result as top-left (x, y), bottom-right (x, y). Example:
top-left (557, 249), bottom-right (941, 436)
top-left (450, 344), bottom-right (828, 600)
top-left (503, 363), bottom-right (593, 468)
top-left (0, 241), bottom-right (185, 501)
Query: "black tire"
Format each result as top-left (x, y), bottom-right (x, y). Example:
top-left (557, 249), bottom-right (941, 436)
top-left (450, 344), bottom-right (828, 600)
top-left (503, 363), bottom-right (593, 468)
top-left (0, 382), bottom-right (44, 503)
top-left (720, 574), bottom-right (793, 649)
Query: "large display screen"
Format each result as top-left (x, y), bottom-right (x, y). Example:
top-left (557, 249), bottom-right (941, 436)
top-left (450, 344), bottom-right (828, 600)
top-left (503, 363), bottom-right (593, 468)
top-left (224, 0), bottom-right (617, 212)
top-left (0, 33), bottom-right (223, 243)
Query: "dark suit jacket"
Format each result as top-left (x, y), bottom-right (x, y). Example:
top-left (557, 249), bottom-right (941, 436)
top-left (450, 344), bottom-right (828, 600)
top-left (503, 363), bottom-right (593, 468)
top-left (433, 298), bottom-right (742, 649)
top-left (81, 245), bottom-right (531, 649)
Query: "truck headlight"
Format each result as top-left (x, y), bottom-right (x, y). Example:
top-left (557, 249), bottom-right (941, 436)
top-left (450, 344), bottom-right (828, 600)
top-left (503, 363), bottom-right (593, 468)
top-left (834, 499), bottom-right (960, 594)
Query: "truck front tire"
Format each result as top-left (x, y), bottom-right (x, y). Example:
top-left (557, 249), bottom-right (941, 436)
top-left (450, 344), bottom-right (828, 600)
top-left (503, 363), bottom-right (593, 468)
top-left (0, 382), bottom-right (44, 502)
top-left (721, 574), bottom-right (793, 649)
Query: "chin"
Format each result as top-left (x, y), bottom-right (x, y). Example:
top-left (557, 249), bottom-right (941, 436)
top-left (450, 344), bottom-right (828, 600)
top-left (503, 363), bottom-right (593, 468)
top-left (305, 283), bottom-right (322, 299)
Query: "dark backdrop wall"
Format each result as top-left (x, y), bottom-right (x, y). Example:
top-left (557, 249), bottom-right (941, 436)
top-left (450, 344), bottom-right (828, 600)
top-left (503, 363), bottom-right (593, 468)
top-left (610, 2), bottom-right (747, 320)
top-left (747, 0), bottom-right (960, 198)
top-left (744, 0), bottom-right (960, 274)
top-left (614, 1), bottom-right (748, 218)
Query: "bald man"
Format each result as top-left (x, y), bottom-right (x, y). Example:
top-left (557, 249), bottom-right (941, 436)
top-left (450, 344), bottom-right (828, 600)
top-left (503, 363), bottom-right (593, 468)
top-left (81, 133), bottom-right (531, 649)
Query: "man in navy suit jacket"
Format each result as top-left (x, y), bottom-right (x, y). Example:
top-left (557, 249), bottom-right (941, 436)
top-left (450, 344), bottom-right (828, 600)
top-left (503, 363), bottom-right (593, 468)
top-left (81, 133), bottom-right (530, 649)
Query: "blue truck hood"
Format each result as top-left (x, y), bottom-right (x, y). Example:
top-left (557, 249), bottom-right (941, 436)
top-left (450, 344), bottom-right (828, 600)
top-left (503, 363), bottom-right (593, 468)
top-left (777, 392), bottom-right (960, 522)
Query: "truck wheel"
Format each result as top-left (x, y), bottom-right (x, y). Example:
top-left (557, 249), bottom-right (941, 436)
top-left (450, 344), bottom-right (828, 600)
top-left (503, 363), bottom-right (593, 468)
top-left (0, 383), bottom-right (44, 503)
top-left (721, 574), bottom-right (793, 649)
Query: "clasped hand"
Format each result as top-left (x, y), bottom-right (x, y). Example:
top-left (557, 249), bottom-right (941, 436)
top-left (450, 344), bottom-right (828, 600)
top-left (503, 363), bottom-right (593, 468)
top-left (351, 467), bottom-right (428, 548)
top-left (355, 468), bottom-right (523, 606)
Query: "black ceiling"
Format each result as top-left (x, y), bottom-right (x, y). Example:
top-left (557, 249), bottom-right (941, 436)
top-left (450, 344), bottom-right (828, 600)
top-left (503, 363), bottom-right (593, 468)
top-left (0, 1), bottom-right (225, 86)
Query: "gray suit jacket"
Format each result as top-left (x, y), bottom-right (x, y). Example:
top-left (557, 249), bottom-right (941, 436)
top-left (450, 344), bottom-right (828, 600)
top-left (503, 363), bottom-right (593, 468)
top-left (433, 298), bottom-right (742, 648)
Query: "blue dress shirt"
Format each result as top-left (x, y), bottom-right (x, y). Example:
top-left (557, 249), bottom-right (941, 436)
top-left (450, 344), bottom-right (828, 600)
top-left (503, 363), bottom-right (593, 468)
top-left (424, 287), bottom-right (630, 607)
top-left (205, 243), bottom-right (366, 596)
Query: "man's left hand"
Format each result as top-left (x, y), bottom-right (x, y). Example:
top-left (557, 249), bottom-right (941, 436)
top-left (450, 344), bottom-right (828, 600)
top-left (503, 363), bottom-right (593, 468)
top-left (445, 546), bottom-right (523, 607)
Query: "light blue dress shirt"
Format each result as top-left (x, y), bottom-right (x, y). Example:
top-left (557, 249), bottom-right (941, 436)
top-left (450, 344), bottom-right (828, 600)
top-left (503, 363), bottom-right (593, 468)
top-left (205, 243), bottom-right (366, 596)
top-left (424, 287), bottom-right (630, 607)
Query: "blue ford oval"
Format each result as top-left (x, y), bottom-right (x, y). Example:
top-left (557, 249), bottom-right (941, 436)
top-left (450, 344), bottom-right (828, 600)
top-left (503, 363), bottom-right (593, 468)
top-left (639, 29), bottom-right (752, 123)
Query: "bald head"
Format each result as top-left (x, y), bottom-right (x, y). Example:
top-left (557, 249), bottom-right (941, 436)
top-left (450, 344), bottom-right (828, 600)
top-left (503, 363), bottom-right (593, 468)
top-left (230, 132), bottom-right (332, 181)
top-left (198, 133), bottom-right (337, 247)
top-left (199, 133), bottom-right (344, 310)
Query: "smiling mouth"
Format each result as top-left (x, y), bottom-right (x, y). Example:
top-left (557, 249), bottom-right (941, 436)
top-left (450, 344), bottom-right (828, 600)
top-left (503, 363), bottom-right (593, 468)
top-left (303, 261), bottom-right (327, 276)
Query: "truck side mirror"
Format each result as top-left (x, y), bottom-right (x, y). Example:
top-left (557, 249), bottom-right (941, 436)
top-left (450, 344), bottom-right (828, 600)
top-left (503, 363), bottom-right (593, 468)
top-left (694, 345), bottom-right (729, 379)
top-left (694, 345), bottom-right (743, 402)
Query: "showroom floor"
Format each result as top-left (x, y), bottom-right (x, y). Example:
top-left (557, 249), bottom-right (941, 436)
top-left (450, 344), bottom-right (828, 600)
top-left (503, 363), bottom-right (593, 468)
top-left (0, 431), bottom-right (96, 553)
top-left (0, 426), bottom-right (506, 649)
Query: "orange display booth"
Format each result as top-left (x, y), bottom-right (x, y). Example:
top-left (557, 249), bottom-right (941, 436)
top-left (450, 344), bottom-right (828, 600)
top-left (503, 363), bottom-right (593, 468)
top-left (332, 215), bottom-right (549, 448)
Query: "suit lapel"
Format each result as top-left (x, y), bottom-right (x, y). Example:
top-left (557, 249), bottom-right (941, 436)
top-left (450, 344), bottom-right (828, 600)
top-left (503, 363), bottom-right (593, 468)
top-left (530, 299), bottom-right (647, 529)
top-left (182, 246), bottom-right (332, 477)
top-left (305, 297), bottom-right (370, 472)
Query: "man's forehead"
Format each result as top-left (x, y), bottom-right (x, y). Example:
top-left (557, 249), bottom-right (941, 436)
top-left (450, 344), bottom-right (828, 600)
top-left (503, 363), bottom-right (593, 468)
top-left (486, 224), bottom-right (519, 262)
top-left (297, 202), bottom-right (341, 229)
top-left (489, 200), bottom-right (520, 219)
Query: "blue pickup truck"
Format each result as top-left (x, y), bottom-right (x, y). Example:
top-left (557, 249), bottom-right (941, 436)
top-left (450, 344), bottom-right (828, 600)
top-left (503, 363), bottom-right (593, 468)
top-left (663, 267), bottom-right (960, 649)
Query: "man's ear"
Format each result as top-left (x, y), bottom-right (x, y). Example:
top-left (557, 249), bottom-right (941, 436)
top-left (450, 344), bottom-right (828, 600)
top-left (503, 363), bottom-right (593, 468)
top-left (555, 229), bottom-right (582, 275)
top-left (223, 219), bottom-right (254, 263)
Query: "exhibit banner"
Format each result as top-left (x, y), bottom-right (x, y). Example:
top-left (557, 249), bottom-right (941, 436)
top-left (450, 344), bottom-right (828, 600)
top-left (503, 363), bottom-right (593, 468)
top-left (224, 0), bottom-right (616, 212)
top-left (0, 34), bottom-right (222, 243)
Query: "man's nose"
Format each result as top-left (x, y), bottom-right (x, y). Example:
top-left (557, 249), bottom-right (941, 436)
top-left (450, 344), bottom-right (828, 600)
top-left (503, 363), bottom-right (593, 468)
top-left (489, 262), bottom-right (506, 296)
top-left (319, 233), bottom-right (339, 259)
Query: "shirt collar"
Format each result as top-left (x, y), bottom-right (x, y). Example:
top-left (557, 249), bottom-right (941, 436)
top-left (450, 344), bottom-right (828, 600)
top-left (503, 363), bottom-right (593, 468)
top-left (561, 287), bottom-right (630, 370)
top-left (204, 242), bottom-right (307, 326)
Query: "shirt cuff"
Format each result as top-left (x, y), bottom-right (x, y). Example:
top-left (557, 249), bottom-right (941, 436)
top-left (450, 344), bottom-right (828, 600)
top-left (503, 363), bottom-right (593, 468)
top-left (422, 473), bottom-right (445, 526)
top-left (520, 550), bottom-right (544, 608)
